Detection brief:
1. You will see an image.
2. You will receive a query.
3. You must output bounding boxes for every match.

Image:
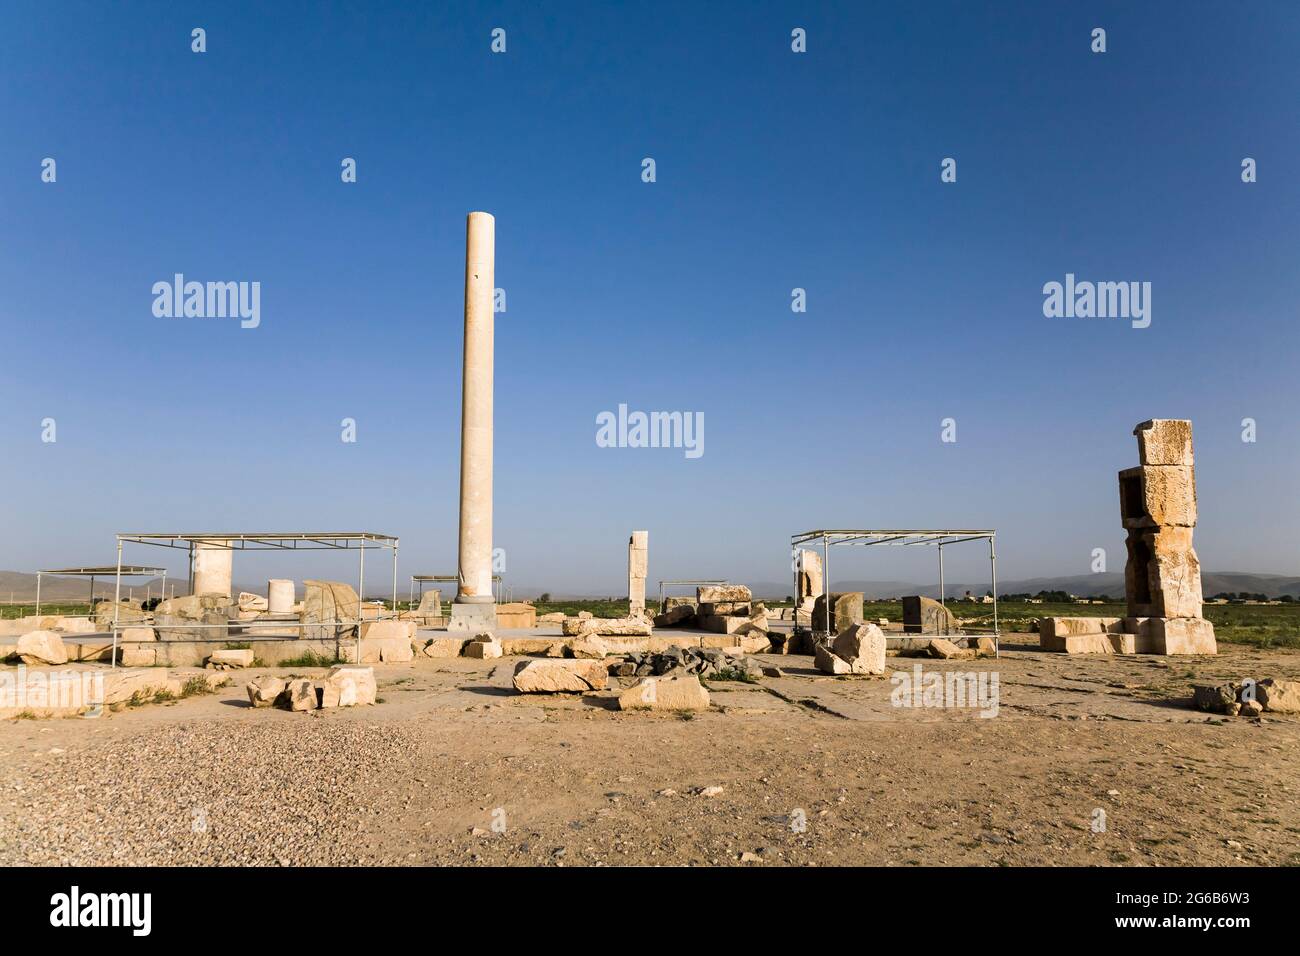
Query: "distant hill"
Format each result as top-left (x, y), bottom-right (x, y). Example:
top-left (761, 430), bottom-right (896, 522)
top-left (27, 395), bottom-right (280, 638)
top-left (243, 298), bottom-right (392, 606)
top-left (744, 571), bottom-right (1300, 601)
top-left (0, 570), bottom-right (172, 604)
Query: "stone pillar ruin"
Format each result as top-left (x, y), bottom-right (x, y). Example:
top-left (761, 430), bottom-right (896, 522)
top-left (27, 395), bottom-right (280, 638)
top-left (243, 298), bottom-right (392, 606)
top-left (628, 531), bottom-right (648, 618)
top-left (267, 579), bottom-right (295, 614)
top-left (449, 211), bottom-right (499, 634)
top-left (1118, 419), bottom-right (1216, 654)
top-left (795, 549), bottom-right (823, 626)
top-left (192, 541), bottom-right (233, 598)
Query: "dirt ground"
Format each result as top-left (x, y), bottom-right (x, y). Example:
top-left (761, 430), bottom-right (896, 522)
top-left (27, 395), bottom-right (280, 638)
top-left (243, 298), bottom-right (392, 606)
top-left (1, 634), bottom-right (1298, 867)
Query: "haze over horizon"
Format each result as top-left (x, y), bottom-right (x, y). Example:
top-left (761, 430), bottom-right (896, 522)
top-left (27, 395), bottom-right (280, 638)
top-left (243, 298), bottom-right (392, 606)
top-left (2, 1), bottom-right (1297, 593)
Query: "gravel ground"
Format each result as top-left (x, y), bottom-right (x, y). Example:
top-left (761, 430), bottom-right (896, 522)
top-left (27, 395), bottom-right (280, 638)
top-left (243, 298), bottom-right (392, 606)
top-left (0, 718), bottom-right (426, 865)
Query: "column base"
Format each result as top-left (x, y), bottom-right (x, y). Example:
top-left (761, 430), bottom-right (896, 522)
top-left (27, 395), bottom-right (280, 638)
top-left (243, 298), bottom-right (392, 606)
top-left (448, 602), bottom-right (498, 636)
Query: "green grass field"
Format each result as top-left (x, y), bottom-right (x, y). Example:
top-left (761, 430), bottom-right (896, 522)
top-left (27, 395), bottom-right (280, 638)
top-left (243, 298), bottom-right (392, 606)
top-left (8, 596), bottom-right (1296, 650)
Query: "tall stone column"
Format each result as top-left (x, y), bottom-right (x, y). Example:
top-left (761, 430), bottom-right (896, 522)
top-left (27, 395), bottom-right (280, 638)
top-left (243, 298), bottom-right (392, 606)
top-left (628, 531), bottom-right (648, 618)
top-left (192, 541), bottom-right (233, 597)
top-left (449, 212), bottom-right (498, 634)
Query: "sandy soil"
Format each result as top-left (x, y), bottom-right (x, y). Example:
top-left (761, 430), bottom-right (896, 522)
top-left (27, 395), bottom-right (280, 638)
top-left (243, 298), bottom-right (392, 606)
top-left (1, 635), bottom-right (1297, 866)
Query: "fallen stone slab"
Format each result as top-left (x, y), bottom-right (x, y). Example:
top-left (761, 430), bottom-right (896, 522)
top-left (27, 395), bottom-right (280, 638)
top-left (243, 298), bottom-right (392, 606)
top-left (319, 665), bottom-right (377, 707)
top-left (618, 674), bottom-right (710, 712)
top-left (697, 585), bottom-right (751, 604)
top-left (208, 648), bottom-right (255, 669)
top-left (354, 635), bottom-right (415, 664)
top-left (17, 630), bottom-right (68, 666)
top-left (1039, 632), bottom-right (1134, 654)
top-left (927, 638), bottom-right (970, 660)
top-left (1038, 617), bottom-right (1124, 638)
top-left (513, 659), bottom-right (608, 693)
top-left (561, 616), bottom-right (653, 637)
top-left (500, 637), bottom-right (561, 656)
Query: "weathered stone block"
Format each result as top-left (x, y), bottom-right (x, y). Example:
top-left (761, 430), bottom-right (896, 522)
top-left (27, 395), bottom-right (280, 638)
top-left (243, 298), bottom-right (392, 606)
top-left (618, 674), bottom-right (709, 711)
top-left (696, 585), bottom-right (751, 604)
top-left (208, 648), bottom-right (254, 668)
top-left (301, 580), bottom-right (360, 642)
top-left (831, 623), bottom-right (886, 674)
top-left (285, 678), bottom-right (318, 711)
top-left (1119, 465), bottom-right (1196, 529)
top-left (813, 592), bottom-right (864, 633)
top-left (496, 602), bottom-right (537, 628)
top-left (1257, 678), bottom-right (1300, 714)
top-left (900, 595), bottom-right (954, 635)
top-left (463, 638), bottom-right (502, 659)
top-left (246, 676), bottom-right (285, 707)
top-left (561, 616), bottom-right (652, 637)
top-left (155, 594), bottom-right (231, 641)
top-left (1151, 617), bottom-right (1216, 655)
top-left (813, 642), bottom-right (852, 674)
top-left (1134, 419), bottom-right (1194, 467)
top-left (423, 636), bottom-right (471, 658)
top-left (319, 665), bottom-right (376, 707)
top-left (1039, 617), bottom-right (1123, 638)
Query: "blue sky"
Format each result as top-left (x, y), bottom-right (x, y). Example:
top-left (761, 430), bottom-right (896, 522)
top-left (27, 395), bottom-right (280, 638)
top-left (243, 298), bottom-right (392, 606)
top-left (1, 1), bottom-right (1296, 594)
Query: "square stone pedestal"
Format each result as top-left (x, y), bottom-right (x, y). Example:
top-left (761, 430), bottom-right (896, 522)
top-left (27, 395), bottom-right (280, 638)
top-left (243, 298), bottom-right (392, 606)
top-left (448, 602), bottom-right (497, 636)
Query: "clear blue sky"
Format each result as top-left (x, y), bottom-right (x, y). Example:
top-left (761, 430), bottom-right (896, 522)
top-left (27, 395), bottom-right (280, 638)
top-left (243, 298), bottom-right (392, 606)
top-left (1, 1), bottom-right (1296, 595)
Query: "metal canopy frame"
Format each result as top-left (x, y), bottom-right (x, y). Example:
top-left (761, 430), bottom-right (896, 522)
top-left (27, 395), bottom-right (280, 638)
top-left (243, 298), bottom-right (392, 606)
top-left (657, 579), bottom-right (729, 611)
top-left (110, 532), bottom-right (400, 668)
top-left (35, 565), bottom-right (168, 616)
top-left (409, 574), bottom-right (502, 606)
top-left (790, 529), bottom-right (999, 654)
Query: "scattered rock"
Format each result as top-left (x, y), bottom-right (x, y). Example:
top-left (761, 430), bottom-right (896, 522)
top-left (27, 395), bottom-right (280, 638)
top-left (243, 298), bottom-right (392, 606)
top-left (1192, 683), bottom-right (1240, 716)
top-left (1258, 678), bottom-right (1300, 713)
